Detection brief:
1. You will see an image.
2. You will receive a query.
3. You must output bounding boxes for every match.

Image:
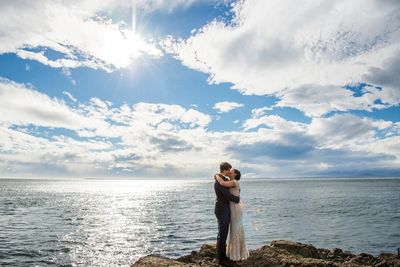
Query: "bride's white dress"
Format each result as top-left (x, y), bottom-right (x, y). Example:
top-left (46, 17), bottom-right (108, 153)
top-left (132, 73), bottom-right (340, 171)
top-left (227, 180), bottom-right (249, 261)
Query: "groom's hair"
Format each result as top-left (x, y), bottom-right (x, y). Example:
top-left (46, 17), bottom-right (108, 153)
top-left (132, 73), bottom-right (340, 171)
top-left (220, 162), bottom-right (232, 172)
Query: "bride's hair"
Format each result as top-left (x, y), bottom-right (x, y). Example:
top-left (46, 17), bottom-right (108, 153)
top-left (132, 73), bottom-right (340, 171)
top-left (233, 169), bottom-right (241, 181)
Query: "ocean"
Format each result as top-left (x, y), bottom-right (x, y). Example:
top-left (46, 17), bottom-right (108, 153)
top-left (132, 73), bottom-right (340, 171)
top-left (0, 178), bottom-right (399, 266)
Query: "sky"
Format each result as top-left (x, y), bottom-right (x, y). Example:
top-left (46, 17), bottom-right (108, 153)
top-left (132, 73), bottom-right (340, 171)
top-left (0, 0), bottom-right (399, 179)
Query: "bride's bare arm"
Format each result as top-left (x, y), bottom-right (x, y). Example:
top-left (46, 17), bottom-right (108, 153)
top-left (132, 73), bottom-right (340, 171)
top-left (214, 174), bottom-right (236, 188)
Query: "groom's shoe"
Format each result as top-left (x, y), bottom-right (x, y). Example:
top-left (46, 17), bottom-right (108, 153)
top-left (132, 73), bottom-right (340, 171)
top-left (218, 259), bottom-right (235, 267)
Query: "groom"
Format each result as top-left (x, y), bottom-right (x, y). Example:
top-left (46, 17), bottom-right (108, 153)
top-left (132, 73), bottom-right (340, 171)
top-left (214, 162), bottom-right (240, 266)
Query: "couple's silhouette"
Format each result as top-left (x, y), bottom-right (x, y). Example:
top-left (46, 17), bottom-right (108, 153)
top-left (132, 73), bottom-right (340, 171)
top-left (214, 162), bottom-right (249, 266)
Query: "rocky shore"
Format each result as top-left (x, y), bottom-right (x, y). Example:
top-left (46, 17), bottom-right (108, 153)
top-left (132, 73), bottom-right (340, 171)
top-left (131, 240), bottom-right (400, 267)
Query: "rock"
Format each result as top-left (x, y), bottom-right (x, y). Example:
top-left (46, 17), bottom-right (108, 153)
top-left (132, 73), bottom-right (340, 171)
top-left (178, 244), bottom-right (218, 266)
top-left (270, 240), bottom-right (321, 259)
top-left (132, 255), bottom-right (187, 267)
top-left (331, 248), bottom-right (344, 256)
top-left (377, 253), bottom-right (400, 267)
top-left (131, 240), bottom-right (400, 267)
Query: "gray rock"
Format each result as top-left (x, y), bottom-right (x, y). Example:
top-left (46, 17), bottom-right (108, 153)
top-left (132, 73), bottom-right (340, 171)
top-left (131, 240), bottom-right (400, 267)
top-left (270, 240), bottom-right (321, 259)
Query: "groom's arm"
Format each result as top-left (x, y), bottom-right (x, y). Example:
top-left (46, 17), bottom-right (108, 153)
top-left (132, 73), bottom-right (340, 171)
top-left (216, 182), bottom-right (240, 203)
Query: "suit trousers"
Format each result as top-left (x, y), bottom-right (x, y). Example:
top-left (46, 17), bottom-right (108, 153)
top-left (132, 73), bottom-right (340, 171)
top-left (215, 207), bottom-right (230, 261)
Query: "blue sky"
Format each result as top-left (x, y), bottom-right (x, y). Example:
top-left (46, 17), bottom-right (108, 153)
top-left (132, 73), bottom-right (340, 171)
top-left (0, 0), bottom-right (399, 178)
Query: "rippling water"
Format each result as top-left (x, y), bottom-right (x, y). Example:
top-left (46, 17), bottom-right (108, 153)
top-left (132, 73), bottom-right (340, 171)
top-left (0, 178), bottom-right (399, 266)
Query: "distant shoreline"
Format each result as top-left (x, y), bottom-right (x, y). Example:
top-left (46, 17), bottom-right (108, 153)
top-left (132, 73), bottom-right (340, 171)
top-left (1, 176), bottom-right (400, 181)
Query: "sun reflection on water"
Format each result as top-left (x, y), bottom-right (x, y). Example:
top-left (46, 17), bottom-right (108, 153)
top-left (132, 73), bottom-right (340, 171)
top-left (1, 178), bottom-right (399, 266)
top-left (49, 179), bottom-right (212, 266)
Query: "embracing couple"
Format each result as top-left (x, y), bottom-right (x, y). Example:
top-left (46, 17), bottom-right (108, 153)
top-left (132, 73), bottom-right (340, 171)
top-left (214, 162), bottom-right (249, 267)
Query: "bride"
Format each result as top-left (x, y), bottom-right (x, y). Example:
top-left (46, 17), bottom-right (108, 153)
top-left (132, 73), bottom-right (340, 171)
top-left (214, 169), bottom-right (249, 261)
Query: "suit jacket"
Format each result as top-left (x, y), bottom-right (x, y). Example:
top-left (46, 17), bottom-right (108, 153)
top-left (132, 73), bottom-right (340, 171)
top-left (214, 174), bottom-right (240, 216)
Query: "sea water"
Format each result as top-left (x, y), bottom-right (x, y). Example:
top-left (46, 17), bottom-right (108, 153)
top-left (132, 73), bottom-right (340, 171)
top-left (0, 178), bottom-right (399, 266)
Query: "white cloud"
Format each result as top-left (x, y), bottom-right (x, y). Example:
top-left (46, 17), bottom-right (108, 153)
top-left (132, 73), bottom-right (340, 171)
top-left (1, 1), bottom-right (400, 178)
top-left (307, 113), bottom-right (395, 150)
top-left (0, 0), bottom-right (162, 72)
top-left (61, 68), bottom-right (77, 86)
top-left (235, 112), bottom-right (400, 177)
top-left (250, 106), bottom-right (273, 118)
top-left (166, 0), bottom-right (400, 116)
top-left (274, 84), bottom-right (389, 117)
top-left (62, 91), bottom-right (77, 102)
top-left (133, 0), bottom-right (205, 14)
top-left (0, 78), bottom-right (217, 177)
top-left (15, 50), bottom-right (83, 69)
top-left (0, 125), bottom-right (115, 176)
top-left (0, 78), bottom-right (98, 130)
top-left (243, 114), bottom-right (307, 132)
top-left (213, 101), bottom-right (244, 113)
top-left (1, 77), bottom-right (399, 178)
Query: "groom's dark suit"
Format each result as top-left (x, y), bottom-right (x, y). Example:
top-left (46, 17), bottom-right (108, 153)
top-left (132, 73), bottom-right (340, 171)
top-left (214, 175), bottom-right (240, 262)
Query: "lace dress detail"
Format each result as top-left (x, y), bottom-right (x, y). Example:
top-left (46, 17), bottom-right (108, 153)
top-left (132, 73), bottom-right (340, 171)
top-left (227, 180), bottom-right (249, 261)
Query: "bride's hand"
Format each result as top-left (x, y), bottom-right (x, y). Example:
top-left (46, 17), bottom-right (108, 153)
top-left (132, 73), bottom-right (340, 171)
top-left (239, 201), bottom-right (246, 209)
